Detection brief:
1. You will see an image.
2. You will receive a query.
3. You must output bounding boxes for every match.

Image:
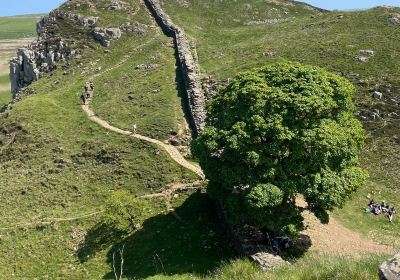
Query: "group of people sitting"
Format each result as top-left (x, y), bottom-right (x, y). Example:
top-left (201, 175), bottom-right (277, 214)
top-left (368, 199), bottom-right (397, 222)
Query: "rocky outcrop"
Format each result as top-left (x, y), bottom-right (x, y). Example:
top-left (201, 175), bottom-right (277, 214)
top-left (389, 16), bottom-right (400, 24)
top-left (10, 37), bottom-right (73, 100)
top-left (143, 0), bottom-right (206, 135)
top-left (93, 27), bottom-right (122, 47)
top-left (379, 253), bottom-right (400, 280)
top-left (48, 10), bottom-right (98, 27)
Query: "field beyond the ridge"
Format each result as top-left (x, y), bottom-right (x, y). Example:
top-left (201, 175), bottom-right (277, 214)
top-left (0, 15), bottom-right (39, 107)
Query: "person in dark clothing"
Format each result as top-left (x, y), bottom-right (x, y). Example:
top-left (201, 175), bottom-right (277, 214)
top-left (80, 94), bottom-right (86, 105)
top-left (272, 239), bottom-right (280, 255)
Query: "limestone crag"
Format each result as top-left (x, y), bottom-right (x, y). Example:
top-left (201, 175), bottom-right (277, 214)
top-left (143, 0), bottom-right (206, 135)
top-left (10, 37), bottom-right (73, 100)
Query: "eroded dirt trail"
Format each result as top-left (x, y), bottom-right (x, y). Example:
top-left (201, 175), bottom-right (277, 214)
top-left (81, 104), bottom-right (204, 179)
top-left (298, 200), bottom-right (395, 256)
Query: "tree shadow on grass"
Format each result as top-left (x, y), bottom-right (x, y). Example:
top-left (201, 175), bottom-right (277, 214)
top-left (76, 223), bottom-right (126, 262)
top-left (78, 192), bottom-right (234, 279)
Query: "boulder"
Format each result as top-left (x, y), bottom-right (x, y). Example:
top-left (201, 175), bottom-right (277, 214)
top-left (93, 27), bottom-right (121, 47)
top-left (379, 253), bottom-right (400, 280)
top-left (109, 0), bottom-right (125, 10)
top-left (389, 16), bottom-right (400, 24)
top-left (250, 252), bottom-right (288, 271)
top-left (373, 91), bottom-right (383, 100)
top-left (105, 28), bottom-right (122, 39)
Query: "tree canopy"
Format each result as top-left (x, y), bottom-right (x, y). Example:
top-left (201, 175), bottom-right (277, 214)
top-left (103, 190), bottom-right (150, 233)
top-left (192, 62), bottom-right (366, 236)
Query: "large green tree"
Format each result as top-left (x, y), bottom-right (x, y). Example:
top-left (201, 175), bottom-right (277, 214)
top-left (192, 62), bottom-right (366, 236)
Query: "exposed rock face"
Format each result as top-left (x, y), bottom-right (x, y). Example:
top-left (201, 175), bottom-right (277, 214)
top-left (379, 253), bottom-right (400, 280)
top-left (10, 37), bottom-right (73, 100)
top-left (49, 10), bottom-right (98, 27)
top-left (93, 27), bottom-right (122, 47)
top-left (143, 0), bottom-right (206, 135)
top-left (8, 9), bottom-right (103, 100)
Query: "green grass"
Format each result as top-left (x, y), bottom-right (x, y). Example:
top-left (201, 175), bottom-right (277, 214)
top-left (162, 0), bottom-right (400, 245)
top-left (1, 0), bottom-right (399, 278)
top-left (0, 14), bottom-right (41, 39)
top-left (0, 74), bottom-right (10, 107)
top-left (0, 1), bottom-right (205, 278)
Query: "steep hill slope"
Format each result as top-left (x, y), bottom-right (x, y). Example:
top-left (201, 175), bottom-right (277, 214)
top-left (0, 0), bottom-right (223, 278)
top-left (1, 0), bottom-right (399, 279)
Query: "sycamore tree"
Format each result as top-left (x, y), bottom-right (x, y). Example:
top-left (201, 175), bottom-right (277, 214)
top-left (192, 62), bottom-right (366, 237)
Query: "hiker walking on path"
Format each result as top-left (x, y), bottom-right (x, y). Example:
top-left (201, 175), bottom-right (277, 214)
top-left (80, 93), bottom-right (86, 105)
top-left (132, 123), bottom-right (137, 135)
top-left (388, 207), bottom-right (397, 223)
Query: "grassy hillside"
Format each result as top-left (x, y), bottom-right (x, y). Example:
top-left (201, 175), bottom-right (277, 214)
top-left (0, 1), bottom-right (216, 278)
top-left (0, 0), bottom-right (399, 279)
top-left (162, 0), bottom-right (400, 247)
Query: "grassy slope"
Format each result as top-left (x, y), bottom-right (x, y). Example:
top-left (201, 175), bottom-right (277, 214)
top-left (163, 0), bottom-right (400, 247)
top-left (0, 75), bottom-right (10, 107)
top-left (0, 0), bottom-right (398, 279)
top-left (0, 1), bottom-right (228, 278)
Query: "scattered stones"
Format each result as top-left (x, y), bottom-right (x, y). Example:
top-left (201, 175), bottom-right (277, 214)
top-left (250, 252), bottom-right (288, 271)
top-left (356, 56), bottom-right (369, 63)
top-left (120, 22), bottom-right (148, 36)
top-left (48, 10), bottom-right (98, 27)
top-left (109, 0), bottom-right (126, 10)
top-left (263, 51), bottom-right (276, 57)
top-left (359, 50), bottom-right (375, 56)
top-left (389, 16), bottom-right (400, 24)
top-left (135, 63), bottom-right (159, 70)
top-left (373, 91), bottom-right (383, 100)
top-left (379, 253), bottom-right (400, 280)
top-left (246, 18), bottom-right (290, 25)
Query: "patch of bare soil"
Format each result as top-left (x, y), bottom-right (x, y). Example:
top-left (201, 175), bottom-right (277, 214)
top-left (298, 199), bottom-right (395, 257)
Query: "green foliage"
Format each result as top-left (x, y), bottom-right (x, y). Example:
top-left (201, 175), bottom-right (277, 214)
top-left (192, 62), bottom-right (366, 235)
top-left (103, 190), bottom-right (150, 233)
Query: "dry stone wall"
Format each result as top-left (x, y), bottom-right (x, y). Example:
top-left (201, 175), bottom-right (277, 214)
top-left (143, 0), bottom-right (206, 135)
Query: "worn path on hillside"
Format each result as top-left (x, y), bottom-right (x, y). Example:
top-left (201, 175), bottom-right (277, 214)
top-left (82, 104), bottom-right (204, 179)
top-left (297, 199), bottom-right (395, 256)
